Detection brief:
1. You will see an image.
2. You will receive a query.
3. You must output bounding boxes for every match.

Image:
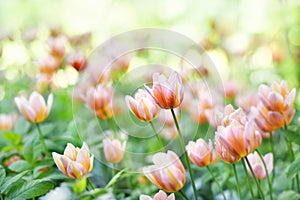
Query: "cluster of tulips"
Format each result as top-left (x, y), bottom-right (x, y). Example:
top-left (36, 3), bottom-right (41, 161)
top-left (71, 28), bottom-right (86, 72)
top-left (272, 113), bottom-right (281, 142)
top-left (1, 64), bottom-right (296, 200)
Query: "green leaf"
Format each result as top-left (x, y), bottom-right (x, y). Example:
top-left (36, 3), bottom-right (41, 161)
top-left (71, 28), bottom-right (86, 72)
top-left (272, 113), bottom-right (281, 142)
top-left (79, 188), bottom-right (107, 199)
top-left (0, 170), bottom-right (28, 194)
top-left (2, 132), bottom-right (22, 145)
top-left (279, 129), bottom-right (300, 145)
top-left (73, 177), bottom-right (87, 194)
top-left (0, 165), bottom-right (6, 186)
top-left (6, 179), bottom-right (54, 200)
top-left (105, 168), bottom-right (127, 189)
top-left (8, 160), bottom-right (32, 172)
top-left (287, 158), bottom-right (300, 178)
top-left (23, 138), bottom-right (41, 163)
top-left (13, 118), bottom-right (31, 135)
top-left (278, 190), bottom-right (300, 200)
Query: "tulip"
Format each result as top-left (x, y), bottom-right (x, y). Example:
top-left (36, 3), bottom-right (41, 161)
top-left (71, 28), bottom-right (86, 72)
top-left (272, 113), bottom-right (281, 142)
top-left (14, 91), bottom-right (53, 124)
top-left (143, 151), bottom-right (186, 192)
top-left (140, 190), bottom-right (175, 200)
top-left (145, 71), bottom-right (184, 109)
top-left (52, 142), bottom-right (94, 179)
top-left (186, 139), bottom-right (217, 167)
top-left (83, 85), bottom-right (113, 120)
top-left (125, 89), bottom-right (160, 122)
top-left (103, 137), bottom-right (126, 163)
top-left (158, 108), bottom-right (180, 126)
top-left (245, 152), bottom-right (273, 180)
top-left (0, 114), bottom-right (15, 130)
top-left (215, 120), bottom-right (262, 164)
top-left (68, 52), bottom-right (87, 71)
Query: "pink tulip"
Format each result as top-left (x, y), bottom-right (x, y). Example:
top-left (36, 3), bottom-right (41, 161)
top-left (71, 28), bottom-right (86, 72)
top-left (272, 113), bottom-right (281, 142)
top-left (143, 151), bottom-right (186, 192)
top-left (52, 142), bottom-right (94, 179)
top-left (145, 71), bottom-right (184, 109)
top-left (140, 190), bottom-right (175, 200)
top-left (82, 85), bottom-right (113, 120)
top-left (186, 139), bottom-right (217, 167)
top-left (0, 113), bottom-right (17, 130)
top-left (14, 91), bottom-right (53, 124)
top-left (245, 152), bottom-right (273, 180)
top-left (125, 89), bottom-right (160, 122)
top-left (103, 138), bottom-right (126, 163)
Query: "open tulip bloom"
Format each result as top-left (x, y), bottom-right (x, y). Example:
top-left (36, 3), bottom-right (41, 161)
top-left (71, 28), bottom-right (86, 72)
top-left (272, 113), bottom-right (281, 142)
top-left (140, 190), bottom-right (175, 200)
top-left (245, 152), bottom-right (273, 180)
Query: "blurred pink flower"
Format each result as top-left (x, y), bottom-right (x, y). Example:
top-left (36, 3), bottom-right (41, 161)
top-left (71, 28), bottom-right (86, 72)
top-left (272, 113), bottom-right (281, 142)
top-left (68, 52), bottom-right (87, 71)
top-left (158, 108), bottom-right (180, 126)
top-left (143, 151), bottom-right (186, 192)
top-left (140, 190), bottom-right (175, 200)
top-left (245, 152), bottom-right (273, 180)
top-left (186, 139), bottom-right (218, 167)
top-left (52, 142), bottom-right (94, 179)
top-left (14, 91), bottom-right (53, 124)
top-left (145, 71), bottom-right (184, 109)
top-left (0, 113), bottom-right (17, 130)
top-left (125, 89), bottom-right (160, 122)
top-left (103, 137), bottom-right (126, 163)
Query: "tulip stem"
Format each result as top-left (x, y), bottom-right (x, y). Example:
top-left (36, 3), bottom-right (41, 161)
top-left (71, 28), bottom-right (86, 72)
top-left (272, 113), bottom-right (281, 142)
top-left (36, 123), bottom-right (49, 155)
top-left (112, 164), bottom-right (116, 194)
top-left (232, 164), bottom-right (242, 200)
top-left (178, 189), bottom-right (189, 200)
top-left (107, 118), bottom-right (118, 136)
top-left (171, 108), bottom-right (198, 200)
top-left (87, 177), bottom-right (95, 190)
top-left (244, 157), bottom-right (265, 200)
top-left (256, 149), bottom-right (273, 200)
top-left (206, 165), bottom-right (226, 200)
top-left (149, 121), bottom-right (165, 151)
top-left (241, 159), bottom-right (255, 200)
top-left (269, 132), bottom-right (275, 181)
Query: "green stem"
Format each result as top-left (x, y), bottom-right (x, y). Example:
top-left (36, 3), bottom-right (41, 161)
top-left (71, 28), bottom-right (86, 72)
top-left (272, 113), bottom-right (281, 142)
top-left (112, 164), bottom-right (116, 194)
top-left (107, 117), bottom-right (118, 137)
top-left (241, 160), bottom-right (255, 200)
top-left (36, 123), bottom-right (49, 155)
top-left (256, 150), bottom-right (273, 200)
top-left (269, 132), bottom-right (275, 182)
top-left (171, 108), bottom-right (198, 200)
top-left (206, 165), bottom-right (226, 200)
top-left (244, 157), bottom-right (265, 200)
top-left (149, 121), bottom-right (165, 151)
top-left (178, 189), bottom-right (189, 200)
top-left (87, 177), bottom-right (95, 190)
top-left (232, 164), bottom-right (242, 200)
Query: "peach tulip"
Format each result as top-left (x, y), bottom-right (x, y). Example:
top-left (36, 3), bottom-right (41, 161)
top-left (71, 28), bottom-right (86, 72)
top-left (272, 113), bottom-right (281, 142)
top-left (215, 120), bottom-right (262, 164)
top-left (0, 114), bottom-right (16, 130)
top-left (245, 152), bottom-right (273, 180)
top-left (140, 190), bottom-right (175, 200)
top-left (14, 91), bottom-right (53, 124)
top-left (125, 89), bottom-right (160, 122)
top-left (143, 151), bottom-right (186, 192)
top-left (83, 85), bottom-right (113, 120)
top-left (52, 142), bottom-right (94, 179)
top-left (186, 139), bottom-right (217, 167)
top-left (103, 138), bottom-right (126, 163)
top-left (145, 71), bottom-right (184, 109)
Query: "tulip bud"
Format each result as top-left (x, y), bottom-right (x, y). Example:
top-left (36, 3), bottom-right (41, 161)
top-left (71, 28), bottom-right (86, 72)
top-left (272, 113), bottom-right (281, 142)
top-left (125, 89), bottom-right (160, 122)
top-left (186, 139), bottom-right (217, 167)
top-left (14, 91), bottom-right (53, 124)
top-left (52, 142), bottom-right (94, 179)
top-left (103, 138), bottom-right (126, 163)
top-left (140, 190), bottom-right (175, 200)
top-left (145, 71), bottom-right (184, 109)
top-left (143, 151), bottom-right (186, 192)
top-left (245, 152), bottom-right (273, 180)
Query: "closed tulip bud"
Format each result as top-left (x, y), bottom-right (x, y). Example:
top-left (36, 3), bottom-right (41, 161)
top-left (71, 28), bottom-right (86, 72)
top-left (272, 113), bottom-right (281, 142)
top-left (103, 138), bottom-right (126, 163)
top-left (52, 142), bottom-right (94, 179)
top-left (145, 71), bottom-right (184, 109)
top-left (143, 151), bottom-right (186, 192)
top-left (215, 120), bottom-right (262, 164)
top-left (14, 91), bottom-right (53, 124)
top-left (186, 139), bottom-right (217, 167)
top-left (125, 89), bottom-right (160, 122)
top-left (140, 190), bottom-right (175, 200)
top-left (83, 85), bottom-right (113, 120)
top-left (245, 152), bottom-right (273, 180)
top-left (0, 114), bottom-right (16, 130)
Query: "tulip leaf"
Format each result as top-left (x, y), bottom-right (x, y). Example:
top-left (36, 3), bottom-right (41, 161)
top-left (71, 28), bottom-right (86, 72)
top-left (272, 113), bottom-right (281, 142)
top-left (8, 160), bottom-right (32, 172)
top-left (5, 179), bottom-right (54, 200)
top-left (0, 165), bottom-right (6, 186)
top-left (2, 132), bottom-right (22, 145)
top-left (13, 118), bottom-right (31, 135)
top-left (287, 158), bottom-right (300, 178)
top-left (278, 190), bottom-right (300, 200)
top-left (105, 168), bottom-right (127, 189)
top-left (73, 177), bottom-right (87, 194)
top-left (23, 138), bottom-right (41, 163)
top-left (278, 129), bottom-right (300, 145)
top-left (0, 170), bottom-right (29, 194)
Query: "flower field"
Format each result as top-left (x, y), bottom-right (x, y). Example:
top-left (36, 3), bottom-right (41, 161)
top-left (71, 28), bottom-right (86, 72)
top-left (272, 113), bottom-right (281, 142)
top-left (0, 1), bottom-right (300, 200)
